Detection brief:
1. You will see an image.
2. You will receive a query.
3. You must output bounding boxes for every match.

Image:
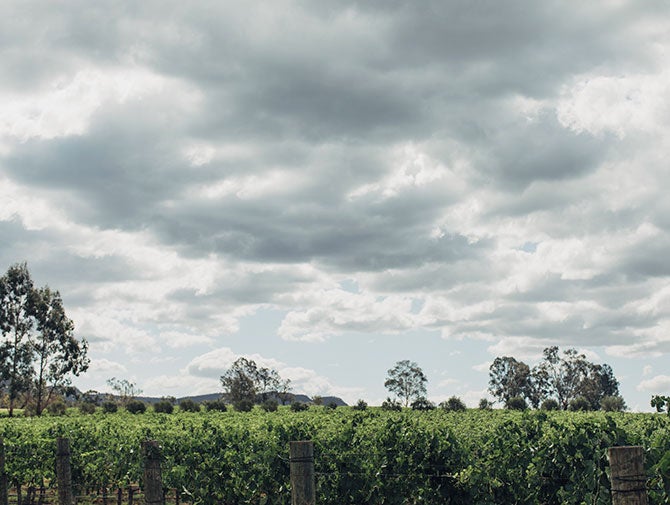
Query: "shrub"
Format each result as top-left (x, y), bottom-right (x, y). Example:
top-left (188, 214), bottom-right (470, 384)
top-left (478, 398), bottom-right (493, 410)
top-left (203, 400), bottom-right (228, 412)
top-left (179, 399), bottom-right (201, 413)
top-left (381, 397), bottom-right (402, 411)
top-left (102, 401), bottom-right (118, 413)
top-left (233, 399), bottom-right (254, 412)
top-left (568, 396), bottom-right (590, 412)
top-left (506, 396), bottom-right (528, 411)
top-left (411, 397), bottom-right (436, 411)
top-left (261, 399), bottom-right (278, 412)
top-left (540, 399), bottom-right (560, 411)
top-left (600, 395), bottom-right (626, 412)
top-left (326, 401), bottom-right (338, 410)
top-left (290, 401), bottom-right (308, 412)
top-left (440, 396), bottom-right (467, 412)
top-left (154, 400), bottom-right (174, 414)
top-left (47, 400), bottom-right (67, 416)
top-left (79, 402), bottom-right (97, 414)
top-left (126, 400), bottom-right (146, 414)
top-left (352, 399), bottom-right (368, 411)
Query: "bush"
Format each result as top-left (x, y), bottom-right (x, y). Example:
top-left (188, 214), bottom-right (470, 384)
top-left (568, 396), bottom-right (590, 412)
top-left (47, 400), bottom-right (67, 416)
top-left (79, 402), bottom-right (97, 414)
top-left (154, 400), bottom-right (174, 414)
top-left (478, 398), bottom-right (493, 410)
top-left (440, 396), bottom-right (466, 412)
top-left (179, 399), bottom-right (201, 413)
top-left (233, 399), bottom-right (254, 412)
top-left (601, 395), bottom-right (626, 412)
top-left (326, 401), bottom-right (338, 410)
top-left (261, 399), bottom-right (278, 412)
top-left (352, 399), bottom-right (368, 411)
top-left (102, 401), bottom-right (118, 413)
top-left (381, 397), bottom-right (402, 411)
top-left (126, 400), bottom-right (146, 414)
top-left (540, 399), bottom-right (560, 411)
top-left (203, 400), bottom-right (228, 412)
top-left (506, 396), bottom-right (528, 411)
top-left (411, 397), bottom-right (435, 411)
top-left (290, 401), bottom-right (309, 412)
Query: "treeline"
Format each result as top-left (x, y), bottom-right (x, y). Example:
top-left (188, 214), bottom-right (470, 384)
top-left (488, 346), bottom-right (626, 411)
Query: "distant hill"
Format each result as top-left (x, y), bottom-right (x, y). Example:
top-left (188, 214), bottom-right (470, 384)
top-left (138, 392), bottom-right (348, 407)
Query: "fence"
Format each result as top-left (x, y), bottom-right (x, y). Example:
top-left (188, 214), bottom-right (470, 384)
top-left (0, 438), bottom-right (652, 505)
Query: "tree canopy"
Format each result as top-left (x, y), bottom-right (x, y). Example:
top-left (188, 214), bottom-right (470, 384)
top-left (0, 262), bottom-right (89, 415)
top-left (488, 346), bottom-right (625, 411)
top-left (220, 357), bottom-right (292, 410)
top-left (384, 360), bottom-right (427, 407)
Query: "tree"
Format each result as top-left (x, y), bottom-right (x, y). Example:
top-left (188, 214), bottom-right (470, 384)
top-left (384, 360), bottom-right (427, 407)
top-left (0, 263), bottom-right (89, 416)
top-left (220, 357), bottom-right (291, 406)
top-left (0, 263), bottom-right (36, 416)
top-left (107, 377), bottom-right (142, 406)
top-left (534, 346), bottom-right (624, 410)
top-left (31, 286), bottom-right (89, 415)
top-left (488, 356), bottom-right (535, 407)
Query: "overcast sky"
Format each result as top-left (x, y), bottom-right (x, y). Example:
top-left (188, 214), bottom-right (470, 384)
top-left (1, 1), bottom-right (669, 409)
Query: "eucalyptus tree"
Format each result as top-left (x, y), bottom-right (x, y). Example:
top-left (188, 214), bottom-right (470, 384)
top-left (384, 360), bottom-right (428, 407)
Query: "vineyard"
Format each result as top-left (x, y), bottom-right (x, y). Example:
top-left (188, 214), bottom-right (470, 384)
top-left (1, 408), bottom-right (670, 504)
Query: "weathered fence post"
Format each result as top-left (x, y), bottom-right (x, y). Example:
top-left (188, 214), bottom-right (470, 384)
top-left (56, 437), bottom-right (73, 505)
top-left (142, 441), bottom-right (163, 505)
top-left (0, 438), bottom-right (8, 505)
top-left (290, 441), bottom-right (315, 505)
top-left (608, 446), bottom-right (648, 505)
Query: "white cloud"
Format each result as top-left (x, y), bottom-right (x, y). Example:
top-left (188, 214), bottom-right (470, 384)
top-left (637, 375), bottom-right (670, 393)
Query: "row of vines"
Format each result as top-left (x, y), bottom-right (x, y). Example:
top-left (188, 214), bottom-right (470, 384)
top-left (1, 409), bottom-right (670, 504)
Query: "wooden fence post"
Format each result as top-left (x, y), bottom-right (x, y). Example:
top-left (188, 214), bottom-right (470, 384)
top-left (0, 438), bottom-right (7, 505)
top-left (142, 441), bottom-right (163, 505)
top-left (608, 446), bottom-right (648, 505)
top-left (56, 437), bottom-right (73, 505)
top-left (290, 441), bottom-right (315, 505)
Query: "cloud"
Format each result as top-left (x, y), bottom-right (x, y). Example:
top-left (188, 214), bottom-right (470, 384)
top-left (637, 375), bottom-right (670, 393)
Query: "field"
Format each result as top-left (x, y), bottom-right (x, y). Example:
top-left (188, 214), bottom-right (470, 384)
top-left (1, 407), bottom-right (670, 504)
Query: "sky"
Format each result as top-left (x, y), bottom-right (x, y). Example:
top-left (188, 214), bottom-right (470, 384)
top-left (1, 1), bottom-right (670, 411)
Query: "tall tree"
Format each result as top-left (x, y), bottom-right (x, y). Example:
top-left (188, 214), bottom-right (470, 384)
top-left (220, 357), bottom-right (291, 407)
top-left (0, 263), bottom-right (89, 416)
top-left (0, 263), bottom-right (36, 416)
top-left (488, 356), bottom-right (536, 407)
top-left (32, 286), bottom-right (89, 415)
top-left (384, 360), bottom-right (427, 407)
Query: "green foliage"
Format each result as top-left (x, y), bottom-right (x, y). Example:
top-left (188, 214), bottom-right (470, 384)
top-left (352, 399), bottom-right (368, 411)
top-left (78, 402), bottom-right (96, 414)
top-left (652, 395), bottom-right (670, 413)
top-left (233, 399), bottom-right (254, 412)
top-left (568, 396), bottom-right (590, 411)
top-left (46, 399), bottom-right (67, 416)
top-left (505, 396), bottom-right (528, 410)
top-left (384, 360), bottom-right (428, 407)
top-left (478, 398), bottom-right (493, 410)
top-left (153, 400), bottom-right (174, 414)
top-left (381, 397), bottom-right (402, 411)
top-left (125, 400), bottom-right (146, 414)
top-left (179, 398), bottom-right (200, 413)
top-left (440, 396), bottom-right (467, 412)
top-left (261, 399), bottom-right (278, 412)
top-left (290, 401), bottom-right (308, 412)
top-left (203, 399), bottom-right (228, 412)
top-left (541, 398), bottom-right (560, 411)
top-left (2, 409), bottom-right (670, 504)
top-left (102, 401), bottom-right (118, 413)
